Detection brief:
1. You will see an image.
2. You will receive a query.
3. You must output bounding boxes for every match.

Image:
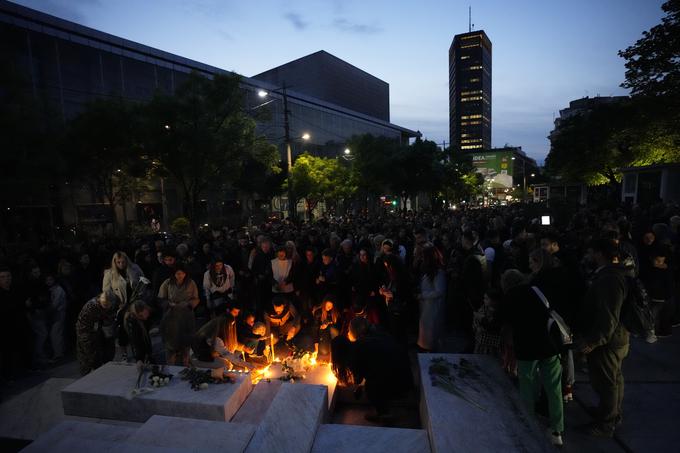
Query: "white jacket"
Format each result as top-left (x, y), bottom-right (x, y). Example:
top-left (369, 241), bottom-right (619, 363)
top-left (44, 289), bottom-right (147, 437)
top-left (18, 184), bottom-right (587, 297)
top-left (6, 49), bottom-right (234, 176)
top-left (102, 263), bottom-right (144, 306)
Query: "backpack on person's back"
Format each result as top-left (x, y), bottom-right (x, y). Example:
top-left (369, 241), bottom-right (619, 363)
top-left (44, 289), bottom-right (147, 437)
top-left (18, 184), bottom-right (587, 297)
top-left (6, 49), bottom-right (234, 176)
top-left (620, 276), bottom-right (655, 338)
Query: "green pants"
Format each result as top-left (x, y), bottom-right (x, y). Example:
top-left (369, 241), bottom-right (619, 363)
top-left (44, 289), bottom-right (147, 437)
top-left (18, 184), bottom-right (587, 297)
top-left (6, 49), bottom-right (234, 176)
top-left (587, 343), bottom-right (629, 431)
top-left (518, 355), bottom-right (564, 433)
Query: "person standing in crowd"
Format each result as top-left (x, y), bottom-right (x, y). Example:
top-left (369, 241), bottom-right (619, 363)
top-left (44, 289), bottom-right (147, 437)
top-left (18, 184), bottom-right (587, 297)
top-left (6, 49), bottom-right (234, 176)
top-left (378, 254), bottom-right (411, 344)
top-left (203, 257), bottom-right (235, 318)
top-left (448, 230), bottom-right (487, 351)
top-left (417, 244), bottom-right (446, 352)
top-left (103, 251), bottom-right (144, 359)
top-left (152, 248), bottom-right (177, 299)
top-left (578, 238), bottom-right (629, 438)
top-left (639, 245), bottom-right (674, 338)
top-left (102, 251), bottom-right (144, 308)
top-left (25, 264), bottom-right (51, 368)
top-left (44, 274), bottom-right (67, 363)
top-left (500, 269), bottom-right (564, 447)
top-left (473, 288), bottom-right (503, 356)
top-left (0, 267), bottom-right (30, 379)
top-left (297, 247), bottom-right (320, 319)
top-left (350, 248), bottom-right (378, 301)
top-left (271, 245), bottom-right (295, 302)
top-left (316, 249), bottom-right (339, 302)
top-left (159, 265), bottom-right (198, 366)
top-left (76, 292), bottom-right (116, 375)
top-left (250, 236), bottom-right (274, 313)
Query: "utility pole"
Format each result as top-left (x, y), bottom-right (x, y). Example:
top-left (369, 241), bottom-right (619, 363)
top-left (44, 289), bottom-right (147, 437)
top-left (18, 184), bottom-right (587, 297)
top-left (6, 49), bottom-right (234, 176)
top-left (282, 84), bottom-right (295, 221)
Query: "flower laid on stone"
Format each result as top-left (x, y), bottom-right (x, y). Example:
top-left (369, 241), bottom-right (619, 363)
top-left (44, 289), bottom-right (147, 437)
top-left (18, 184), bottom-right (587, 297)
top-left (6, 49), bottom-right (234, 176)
top-left (148, 365), bottom-right (173, 388)
top-left (179, 366), bottom-right (236, 391)
top-left (428, 357), bottom-right (487, 412)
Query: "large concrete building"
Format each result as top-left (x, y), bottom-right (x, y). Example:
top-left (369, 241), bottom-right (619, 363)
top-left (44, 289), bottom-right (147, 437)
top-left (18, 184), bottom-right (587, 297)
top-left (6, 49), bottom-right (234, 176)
top-left (0, 0), bottom-right (418, 237)
top-left (253, 50), bottom-right (390, 123)
top-left (449, 30), bottom-right (492, 152)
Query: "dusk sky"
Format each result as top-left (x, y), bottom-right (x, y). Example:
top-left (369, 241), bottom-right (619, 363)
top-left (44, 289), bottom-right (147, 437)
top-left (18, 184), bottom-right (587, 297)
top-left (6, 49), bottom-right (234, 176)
top-left (15, 0), bottom-right (666, 163)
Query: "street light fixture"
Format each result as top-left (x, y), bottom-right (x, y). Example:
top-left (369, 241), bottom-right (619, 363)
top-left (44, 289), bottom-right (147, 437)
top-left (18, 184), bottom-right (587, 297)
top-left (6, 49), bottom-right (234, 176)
top-left (254, 86), bottom-right (310, 220)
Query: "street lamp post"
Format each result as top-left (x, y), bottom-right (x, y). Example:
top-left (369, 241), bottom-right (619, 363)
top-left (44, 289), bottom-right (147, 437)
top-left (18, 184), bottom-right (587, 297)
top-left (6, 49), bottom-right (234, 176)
top-left (256, 86), bottom-right (309, 221)
top-left (512, 156), bottom-right (527, 202)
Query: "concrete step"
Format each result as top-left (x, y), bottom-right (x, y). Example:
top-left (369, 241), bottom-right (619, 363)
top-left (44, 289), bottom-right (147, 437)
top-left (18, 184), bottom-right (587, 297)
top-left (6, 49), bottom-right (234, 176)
top-left (232, 379), bottom-right (283, 424)
top-left (20, 420), bottom-right (137, 452)
top-left (311, 424), bottom-right (431, 453)
top-left (128, 415), bottom-right (256, 452)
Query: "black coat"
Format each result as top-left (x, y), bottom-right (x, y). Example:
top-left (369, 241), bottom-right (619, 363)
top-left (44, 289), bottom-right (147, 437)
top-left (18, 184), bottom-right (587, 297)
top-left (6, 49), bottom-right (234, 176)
top-left (351, 332), bottom-right (413, 407)
top-left (500, 284), bottom-right (560, 361)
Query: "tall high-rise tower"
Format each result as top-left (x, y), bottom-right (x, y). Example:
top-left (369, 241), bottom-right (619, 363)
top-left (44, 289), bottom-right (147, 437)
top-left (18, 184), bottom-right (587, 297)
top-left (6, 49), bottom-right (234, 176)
top-left (449, 30), bottom-right (492, 152)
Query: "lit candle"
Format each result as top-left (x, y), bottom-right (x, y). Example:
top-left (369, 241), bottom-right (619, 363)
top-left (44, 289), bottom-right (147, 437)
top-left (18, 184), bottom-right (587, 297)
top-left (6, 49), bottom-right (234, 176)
top-left (270, 333), bottom-right (275, 363)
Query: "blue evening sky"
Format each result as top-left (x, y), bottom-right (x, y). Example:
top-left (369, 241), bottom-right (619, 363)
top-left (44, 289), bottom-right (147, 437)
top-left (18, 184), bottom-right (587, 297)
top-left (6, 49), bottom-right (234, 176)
top-left (15, 0), bottom-right (666, 163)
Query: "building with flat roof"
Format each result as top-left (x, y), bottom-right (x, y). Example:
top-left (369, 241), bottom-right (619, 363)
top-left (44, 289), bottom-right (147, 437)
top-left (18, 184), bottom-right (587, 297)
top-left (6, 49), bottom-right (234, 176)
top-left (449, 30), bottom-right (492, 152)
top-left (0, 0), bottom-right (418, 235)
top-left (253, 50), bottom-right (390, 123)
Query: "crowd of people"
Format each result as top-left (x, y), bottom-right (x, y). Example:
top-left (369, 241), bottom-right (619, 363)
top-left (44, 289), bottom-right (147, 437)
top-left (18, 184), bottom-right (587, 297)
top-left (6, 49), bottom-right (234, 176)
top-left (1, 202), bottom-right (679, 446)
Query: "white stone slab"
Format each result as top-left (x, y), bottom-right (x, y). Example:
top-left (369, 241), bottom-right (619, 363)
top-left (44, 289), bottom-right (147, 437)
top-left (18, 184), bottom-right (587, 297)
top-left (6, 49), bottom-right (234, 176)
top-left (128, 415), bottom-right (256, 452)
top-left (264, 362), bottom-right (338, 409)
top-left (0, 378), bottom-right (75, 440)
top-left (311, 424), bottom-right (431, 453)
top-left (418, 354), bottom-right (554, 453)
top-left (19, 419), bottom-right (135, 450)
top-left (246, 383), bottom-right (328, 453)
top-left (23, 436), bottom-right (191, 453)
top-left (61, 362), bottom-right (252, 422)
top-left (232, 379), bottom-right (283, 424)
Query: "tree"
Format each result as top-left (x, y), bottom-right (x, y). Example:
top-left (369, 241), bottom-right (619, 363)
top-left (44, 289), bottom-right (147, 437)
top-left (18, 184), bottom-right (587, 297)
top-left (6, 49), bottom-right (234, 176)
top-left (389, 138), bottom-right (444, 209)
top-left (439, 152), bottom-right (484, 203)
top-left (143, 71), bottom-right (278, 231)
top-left (61, 98), bottom-right (149, 232)
top-left (347, 134), bottom-right (401, 199)
top-left (288, 153), bottom-right (356, 220)
top-left (619, 0), bottom-right (680, 97)
top-left (546, 97), bottom-right (680, 186)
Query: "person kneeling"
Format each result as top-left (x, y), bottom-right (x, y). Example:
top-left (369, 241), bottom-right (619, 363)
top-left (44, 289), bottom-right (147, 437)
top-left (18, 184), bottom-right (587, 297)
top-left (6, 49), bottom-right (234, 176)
top-left (331, 318), bottom-right (413, 425)
top-left (192, 314), bottom-right (252, 370)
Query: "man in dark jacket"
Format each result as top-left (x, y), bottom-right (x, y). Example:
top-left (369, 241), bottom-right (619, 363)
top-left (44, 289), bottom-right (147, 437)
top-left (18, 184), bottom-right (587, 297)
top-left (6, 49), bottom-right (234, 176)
top-left (500, 269), bottom-right (564, 447)
top-left (578, 238), bottom-right (629, 438)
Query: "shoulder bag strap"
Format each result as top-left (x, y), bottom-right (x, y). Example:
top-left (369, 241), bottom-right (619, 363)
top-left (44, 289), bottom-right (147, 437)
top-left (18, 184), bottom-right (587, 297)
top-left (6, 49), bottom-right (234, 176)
top-left (531, 285), bottom-right (550, 309)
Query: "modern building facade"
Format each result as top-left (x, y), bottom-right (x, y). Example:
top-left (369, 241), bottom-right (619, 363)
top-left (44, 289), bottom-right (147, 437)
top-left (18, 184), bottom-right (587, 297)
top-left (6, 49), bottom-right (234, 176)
top-left (548, 95), bottom-right (627, 143)
top-left (0, 0), bottom-right (418, 236)
top-left (253, 50), bottom-right (390, 123)
top-left (449, 30), bottom-right (492, 152)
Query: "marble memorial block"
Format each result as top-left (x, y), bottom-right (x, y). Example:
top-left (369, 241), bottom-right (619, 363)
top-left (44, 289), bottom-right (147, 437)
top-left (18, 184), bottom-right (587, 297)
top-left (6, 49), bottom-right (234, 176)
top-left (311, 424), bottom-right (431, 453)
top-left (61, 362), bottom-right (252, 422)
top-left (128, 415), bottom-right (256, 452)
top-left (418, 353), bottom-right (554, 453)
top-left (246, 383), bottom-right (328, 453)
